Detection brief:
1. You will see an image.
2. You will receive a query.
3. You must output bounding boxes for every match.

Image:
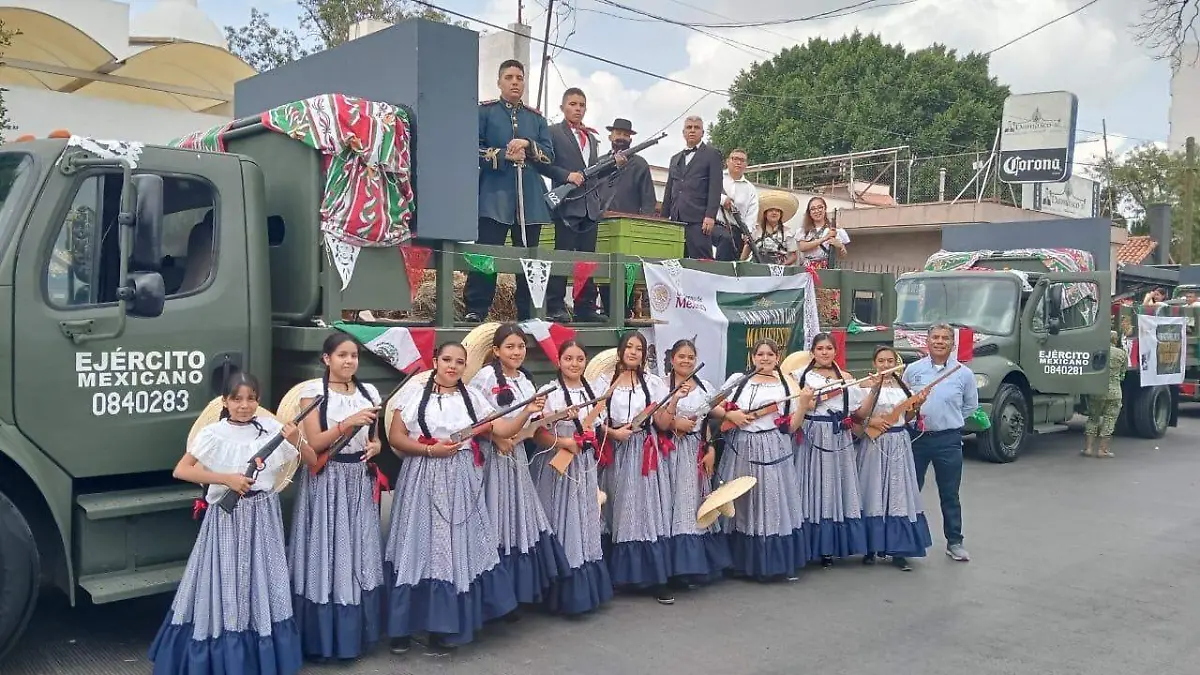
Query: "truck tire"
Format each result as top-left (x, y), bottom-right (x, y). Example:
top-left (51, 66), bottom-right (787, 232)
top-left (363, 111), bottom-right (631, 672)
top-left (976, 383), bottom-right (1029, 464)
top-left (1132, 385), bottom-right (1170, 439)
top-left (0, 490), bottom-right (39, 661)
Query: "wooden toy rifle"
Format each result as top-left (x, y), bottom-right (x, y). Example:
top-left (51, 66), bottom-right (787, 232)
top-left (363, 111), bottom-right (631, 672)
top-left (214, 396), bottom-right (324, 514)
top-left (863, 364), bottom-right (961, 440)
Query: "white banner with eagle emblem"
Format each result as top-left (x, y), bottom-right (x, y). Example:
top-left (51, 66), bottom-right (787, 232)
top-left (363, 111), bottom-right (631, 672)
top-left (640, 263), bottom-right (819, 380)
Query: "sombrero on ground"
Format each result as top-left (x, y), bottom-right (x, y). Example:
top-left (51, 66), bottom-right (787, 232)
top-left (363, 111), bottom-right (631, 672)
top-left (696, 476), bottom-right (757, 528)
top-left (758, 189), bottom-right (799, 224)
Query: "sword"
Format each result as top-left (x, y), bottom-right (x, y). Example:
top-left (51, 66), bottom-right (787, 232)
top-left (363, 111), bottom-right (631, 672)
top-left (515, 157), bottom-right (528, 247)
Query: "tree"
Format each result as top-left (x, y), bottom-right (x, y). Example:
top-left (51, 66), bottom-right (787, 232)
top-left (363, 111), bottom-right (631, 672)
top-left (225, 9), bottom-right (310, 72)
top-left (1134, 0), bottom-right (1200, 66)
top-left (0, 19), bottom-right (16, 143)
top-left (1087, 143), bottom-right (1200, 259)
top-left (224, 1), bottom-right (465, 71)
top-left (710, 32), bottom-right (1011, 166)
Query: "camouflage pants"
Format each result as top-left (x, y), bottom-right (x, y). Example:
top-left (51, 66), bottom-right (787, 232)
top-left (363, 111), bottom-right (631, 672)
top-left (1085, 395), bottom-right (1122, 438)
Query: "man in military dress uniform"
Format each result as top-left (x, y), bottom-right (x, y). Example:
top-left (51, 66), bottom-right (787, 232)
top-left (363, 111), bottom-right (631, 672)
top-left (465, 59), bottom-right (555, 322)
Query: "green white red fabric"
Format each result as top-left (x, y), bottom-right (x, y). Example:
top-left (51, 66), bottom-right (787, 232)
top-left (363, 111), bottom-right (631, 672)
top-left (333, 322), bottom-right (434, 374)
top-left (519, 320), bottom-right (576, 366)
top-left (169, 94), bottom-right (416, 290)
top-left (923, 247), bottom-right (1096, 308)
top-left (893, 327), bottom-right (975, 362)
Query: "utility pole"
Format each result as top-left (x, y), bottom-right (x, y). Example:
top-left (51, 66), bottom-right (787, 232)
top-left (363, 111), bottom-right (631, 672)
top-left (1101, 119), bottom-right (1115, 220)
top-left (534, 0), bottom-right (555, 115)
top-left (1184, 137), bottom-right (1195, 264)
top-left (517, 0), bottom-right (523, 25)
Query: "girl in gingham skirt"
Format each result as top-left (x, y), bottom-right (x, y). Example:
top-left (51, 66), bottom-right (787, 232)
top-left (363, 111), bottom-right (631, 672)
top-left (791, 332), bottom-right (868, 568)
top-left (383, 342), bottom-right (544, 655)
top-left (658, 339), bottom-right (732, 585)
top-left (850, 346), bottom-right (932, 571)
top-left (711, 339), bottom-right (810, 582)
top-left (531, 340), bottom-right (615, 615)
top-left (592, 332), bottom-right (678, 605)
top-left (468, 323), bottom-right (570, 608)
top-left (288, 333), bottom-right (386, 662)
top-left (148, 372), bottom-right (304, 675)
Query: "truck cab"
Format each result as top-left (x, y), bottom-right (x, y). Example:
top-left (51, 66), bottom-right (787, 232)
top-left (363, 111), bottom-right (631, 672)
top-left (894, 254), bottom-right (1112, 462)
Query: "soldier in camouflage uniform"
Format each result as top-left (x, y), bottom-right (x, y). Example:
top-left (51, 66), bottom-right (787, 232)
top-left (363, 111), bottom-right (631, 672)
top-left (1084, 331), bottom-right (1128, 458)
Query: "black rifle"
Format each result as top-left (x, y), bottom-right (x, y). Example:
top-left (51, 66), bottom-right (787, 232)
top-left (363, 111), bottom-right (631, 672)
top-left (214, 396), bottom-right (324, 514)
top-left (545, 132), bottom-right (668, 211)
top-left (314, 379), bottom-right (408, 475)
top-left (723, 204), bottom-right (765, 264)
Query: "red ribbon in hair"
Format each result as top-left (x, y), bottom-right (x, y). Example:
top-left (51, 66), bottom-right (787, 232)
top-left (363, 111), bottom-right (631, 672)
top-left (696, 444), bottom-right (707, 478)
top-left (722, 401), bottom-right (740, 412)
top-left (656, 431), bottom-right (676, 457)
top-left (417, 435), bottom-right (437, 446)
top-left (804, 261), bottom-right (823, 287)
top-left (597, 436), bottom-right (614, 468)
top-left (491, 385), bottom-right (511, 396)
top-left (471, 438), bottom-right (484, 467)
top-left (775, 414), bottom-right (792, 433)
top-left (641, 432), bottom-right (659, 476)
top-left (369, 462), bottom-right (391, 504)
top-left (574, 430), bottom-right (597, 451)
top-left (191, 498), bottom-right (208, 521)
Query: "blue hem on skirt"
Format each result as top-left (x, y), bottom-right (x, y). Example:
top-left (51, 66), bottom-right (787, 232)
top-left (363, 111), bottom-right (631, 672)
top-left (545, 559), bottom-right (614, 615)
top-left (608, 538), bottom-right (670, 589)
top-left (148, 615), bottom-right (303, 675)
top-left (291, 585), bottom-right (384, 660)
top-left (728, 529), bottom-right (808, 581)
top-left (499, 529), bottom-right (572, 604)
top-left (667, 532), bottom-right (732, 580)
top-left (807, 517), bottom-right (868, 558)
top-left (383, 562), bottom-right (517, 645)
top-left (864, 514), bottom-right (933, 558)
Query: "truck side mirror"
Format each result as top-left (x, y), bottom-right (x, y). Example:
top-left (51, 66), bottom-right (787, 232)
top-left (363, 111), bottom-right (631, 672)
top-left (131, 174), bottom-right (164, 271)
top-left (126, 271), bottom-right (165, 318)
top-left (1047, 284), bottom-right (1065, 318)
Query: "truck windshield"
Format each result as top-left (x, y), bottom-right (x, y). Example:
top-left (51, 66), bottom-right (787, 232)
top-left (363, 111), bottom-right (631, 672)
top-left (895, 276), bottom-right (1019, 336)
top-left (0, 152), bottom-right (33, 243)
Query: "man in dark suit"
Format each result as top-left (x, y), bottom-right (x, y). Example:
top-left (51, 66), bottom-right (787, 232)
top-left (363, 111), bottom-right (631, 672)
top-left (537, 87), bottom-right (616, 322)
top-left (598, 118), bottom-right (657, 215)
top-left (661, 115), bottom-right (732, 260)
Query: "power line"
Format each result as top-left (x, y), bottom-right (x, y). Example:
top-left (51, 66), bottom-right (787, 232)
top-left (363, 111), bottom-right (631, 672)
top-left (982, 0), bottom-right (1104, 56)
top-left (590, 0), bottom-right (773, 57)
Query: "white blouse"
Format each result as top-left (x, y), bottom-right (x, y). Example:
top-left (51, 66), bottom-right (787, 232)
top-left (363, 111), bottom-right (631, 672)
top-left (722, 373), bottom-right (791, 433)
top-left (799, 226), bottom-right (850, 263)
top-left (792, 368), bottom-right (853, 417)
top-left (389, 381), bottom-right (497, 450)
top-left (591, 372), bottom-right (666, 426)
top-left (468, 366), bottom-right (538, 420)
top-left (663, 374), bottom-right (717, 421)
top-left (542, 380), bottom-right (603, 439)
top-left (300, 380), bottom-right (380, 455)
top-left (850, 384), bottom-right (910, 430)
top-left (189, 417), bottom-right (298, 503)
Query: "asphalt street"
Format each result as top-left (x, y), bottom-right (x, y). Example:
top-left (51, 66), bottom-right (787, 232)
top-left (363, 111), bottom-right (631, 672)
top-left (7, 415), bottom-right (1200, 675)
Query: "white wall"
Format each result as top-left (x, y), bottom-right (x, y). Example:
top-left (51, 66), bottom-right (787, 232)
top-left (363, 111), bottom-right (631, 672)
top-left (478, 23), bottom-right (531, 102)
top-left (1170, 43), bottom-right (1200, 151)
top-left (5, 85), bottom-right (229, 144)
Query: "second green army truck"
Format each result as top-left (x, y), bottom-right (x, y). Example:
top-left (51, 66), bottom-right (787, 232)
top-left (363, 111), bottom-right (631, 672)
top-left (893, 224), bottom-right (1182, 463)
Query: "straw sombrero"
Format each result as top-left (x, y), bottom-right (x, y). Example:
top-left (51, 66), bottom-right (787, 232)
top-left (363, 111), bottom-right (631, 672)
top-left (382, 369), bottom-right (433, 436)
top-left (584, 347), bottom-right (618, 382)
top-left (758, 189), bottom-right (799, 224)
top-left (462, 322), bottom-right (503, 383)
top-left (696, 476), bottom-right (757, 528)
top-left (274, 379), bottom-right (325, 492)
top-left (780, 350), bottom-right (812, 378)
top-left (186, 396), bottom-right (285, 490)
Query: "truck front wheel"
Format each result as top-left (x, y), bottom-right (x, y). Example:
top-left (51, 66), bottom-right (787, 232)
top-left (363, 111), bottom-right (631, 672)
top-left (1131, 386), bottom-right (1170, 439)
top-left (976, 383), bottom-right (1030, 463)
top-left (0, 490), bottom-right (39, 661)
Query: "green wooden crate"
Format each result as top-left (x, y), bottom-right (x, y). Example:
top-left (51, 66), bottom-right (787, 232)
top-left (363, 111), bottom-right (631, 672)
top-left (539, 215), bottom-right (684, 282)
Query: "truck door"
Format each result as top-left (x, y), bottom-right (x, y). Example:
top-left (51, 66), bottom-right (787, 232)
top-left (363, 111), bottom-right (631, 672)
top-left (12, 146), bottom-right (251, 478)
top-left (1019, 272), bottom-right (1110, 396)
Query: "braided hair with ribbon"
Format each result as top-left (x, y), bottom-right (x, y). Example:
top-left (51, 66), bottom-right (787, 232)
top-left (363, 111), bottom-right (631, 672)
top-left (555, 339), bottom-right (599, 451)
top-left (488, 322), bottom-right (534, 407)
top-left (317, 333), bottom-right (379, 437)
top-left (797, 332), bottom-right (851, 425)
top-left (195, 371), bottom-right (269, 520)
top-left (416, 343), bottom-right (480, 447)
top-left (728, 338), bottom-right (792, 434)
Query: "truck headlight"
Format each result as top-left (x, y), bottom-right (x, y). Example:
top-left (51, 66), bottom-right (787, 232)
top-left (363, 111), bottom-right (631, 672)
top-left (974, 374), bottom-right (989, 390)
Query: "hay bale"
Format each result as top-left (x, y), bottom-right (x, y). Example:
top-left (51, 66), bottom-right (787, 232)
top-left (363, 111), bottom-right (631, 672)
top-left (407, 270), bottom-right (519, 322)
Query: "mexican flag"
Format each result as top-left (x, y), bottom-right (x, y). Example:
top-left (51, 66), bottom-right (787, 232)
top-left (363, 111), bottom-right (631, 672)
top-left (333, 321), bottom-right (434, 374)
top-left (520, 319), bottom-right (576, 366)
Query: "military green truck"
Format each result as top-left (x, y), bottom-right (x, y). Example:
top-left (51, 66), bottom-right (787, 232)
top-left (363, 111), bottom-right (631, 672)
top-left (893, 230), bottom-right (1180, 464)
top-left (0, 118), bottom-right (897, 658)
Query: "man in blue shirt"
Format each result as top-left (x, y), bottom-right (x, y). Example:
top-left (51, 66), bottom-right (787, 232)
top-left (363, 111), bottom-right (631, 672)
top-left (466, 59), bottom-right (555, 322)
top-left (902, 323), bottom-right (979, 562)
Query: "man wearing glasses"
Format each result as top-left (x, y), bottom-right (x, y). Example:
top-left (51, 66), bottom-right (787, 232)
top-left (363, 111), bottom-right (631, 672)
top-left (717, 148), bottom-right (758, 262)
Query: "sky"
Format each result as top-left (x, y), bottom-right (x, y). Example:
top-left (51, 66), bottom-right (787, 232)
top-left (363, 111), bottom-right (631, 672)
top-left (148, 0), bottom-right (1174, 170)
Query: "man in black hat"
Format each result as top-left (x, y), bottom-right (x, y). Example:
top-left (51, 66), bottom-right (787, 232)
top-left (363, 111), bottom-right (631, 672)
top-left (597, 118), bottom-right (657, 216)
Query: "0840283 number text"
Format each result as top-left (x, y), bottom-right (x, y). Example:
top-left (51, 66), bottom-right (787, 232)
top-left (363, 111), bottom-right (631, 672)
top-left (91, 389), bottom-right (191, 416)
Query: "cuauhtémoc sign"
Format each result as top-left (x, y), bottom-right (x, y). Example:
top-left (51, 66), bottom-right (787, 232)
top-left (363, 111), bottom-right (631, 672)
top-left (76, 349), bottom-right (205, 416)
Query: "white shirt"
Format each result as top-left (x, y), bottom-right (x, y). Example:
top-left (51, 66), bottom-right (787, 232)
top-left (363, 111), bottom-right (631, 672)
top-left (468, 367), bottom-right (538, 420)
top-left (718, 172), bottom-right (760, 227)
top-left (591, 373), bottom-right (667, 426)
top-left (791, 369), bottom-right (852, 417)
top-left (722, 373), bottom-right (791, 433)
top-left (799, 226), bottom-right (851, 263)
top-left (299, 380), bottom-right (380, 456)
top-left (389, 382), bottom-right (496, 450)
top-left (189, 418), bottom-right (298, 503)
top-left (665, 375), bottom-right (717, 421)
top-left (849, 383), bottom-right (910, 430)
top-left (542, 380), bottom-right (603, 438)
